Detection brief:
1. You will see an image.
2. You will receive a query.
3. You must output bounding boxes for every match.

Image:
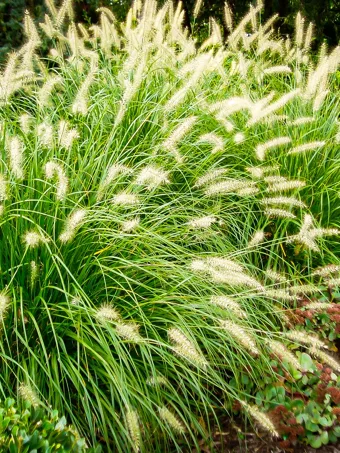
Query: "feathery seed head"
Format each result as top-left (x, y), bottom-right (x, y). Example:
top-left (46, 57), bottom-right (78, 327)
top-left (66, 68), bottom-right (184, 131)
top-left (30, 261), bottom-right (39, 287)
top-left (266, 339), bottom-right (301, 370)
top-left (198, 133), bottom-right (224, 153)
top-left (194, 168), bottom-right (227, 188)
top-left (158, 406), bottom-right (185, 434)
top-left (187, 216), bottom-right (217, 229)
top-left (122, 217), bottom-right (140, 232)
top-left (168, 327), bottom-right (208, 368)
top-left (116, 322), bottom-right (143, 342)
top-left (23, 231), bottom-right (49, 248)
top-left (135, 165), bottom-right (170, 189)
top-left (19, 114), bottom-right (32, 134)
top-left (0, 174), bottom-right (8, 201)
top-left (59, 209), bottom-right (87, 243)
top-left (210, 296), bottom-right (247, 318)
top-left (309, 348), bottom-right (340, 373)
top-left (96, 304), bottom-right (120, 322)
top-left (288, 141), bottom-right (325, 156)
top-left (0, 292), bottom-right (10, 322)
top-left (37, 122), bottom-right (54, 147)
top-left (248, 231), bottom-right (265, 248)
top-left (304, 302), bottom-right (332, 311)
top-left (246, 165), bottom-right (279, 179)
top-left (265, 289), bottom-right (297, 301)
top-left (146, 375), bottom-right (168, 386)
top-left (234, 132), bottom-right (245, 143)
top-left (285, 330), bottom-right (328, 350)
top-left (18, 383), bottom-right (39, 407)
top-left (312, 264), bottom-right (340, 277)
top-left (266, 179), bottom-right (306, 193)
top-left (255, 136), bottom-right (291, 161)
top-left (289, 284), bottom-right (320, 295)
top-left (220, 320), bottom-right (259, 355)
top-left (113, 192), bottom-right (139, 206)
top-left (241, 402), bottom-right (279, 437)
top-left (265, 269), bottom-right (287, 283)
top-left (205, 179), bottom-right (256, 196)
top-left (45, 161), bottom-right (68, 201)
top-left (261, 196), bottom-right (306, 208)
top-left (58, 120), bottom-right (79, 149)
top-left (264, 208), bottom-right (296, 219)
top-left (126, 407), bottom-right (140, 452)
top-left (7, 136), bottom-right (24, 180)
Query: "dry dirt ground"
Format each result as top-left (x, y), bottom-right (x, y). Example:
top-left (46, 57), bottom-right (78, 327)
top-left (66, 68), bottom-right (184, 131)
top-left (190, 418), bottom-right (340, 453)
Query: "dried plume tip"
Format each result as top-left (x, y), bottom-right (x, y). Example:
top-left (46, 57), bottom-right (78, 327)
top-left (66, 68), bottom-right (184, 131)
top-left (59, 209), bottom-right (87, 243)
top-left (241, 401), bottom-right (279, 437)
top-left (158, 406), bottom-right (185, 434)
top-left (220, 320), bottom-right (259, 356)
top-left (168, 327), bottom-right (208, 369)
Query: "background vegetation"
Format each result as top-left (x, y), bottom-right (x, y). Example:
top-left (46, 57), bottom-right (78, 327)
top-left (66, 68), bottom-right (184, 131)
top-left (1, 0), bottom-right (340, 62)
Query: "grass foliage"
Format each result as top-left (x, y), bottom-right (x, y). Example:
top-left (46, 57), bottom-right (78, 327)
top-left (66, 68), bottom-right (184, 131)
top-left (0, 0), bottom-right (340, 450)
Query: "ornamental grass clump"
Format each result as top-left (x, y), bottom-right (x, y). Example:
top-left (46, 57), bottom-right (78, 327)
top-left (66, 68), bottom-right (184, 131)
top-left (0, 0), bottom-right (340, 450)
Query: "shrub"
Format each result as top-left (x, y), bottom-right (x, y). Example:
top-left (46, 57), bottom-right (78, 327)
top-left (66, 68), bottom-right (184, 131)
top-left (0, 396), bottom-right (99, 452)
top-left (0, 0), bottom-right (340, 451)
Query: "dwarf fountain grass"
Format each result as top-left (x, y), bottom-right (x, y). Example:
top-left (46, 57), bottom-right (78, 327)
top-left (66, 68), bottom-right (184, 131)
top-left (0, 0), bottom-right (340, 451)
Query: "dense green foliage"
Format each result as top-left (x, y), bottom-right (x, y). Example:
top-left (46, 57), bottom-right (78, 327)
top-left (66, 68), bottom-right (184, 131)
top-left (0, 397), bottom-right (98, 452)
top-left (1, 0), bottom-right (340, 451)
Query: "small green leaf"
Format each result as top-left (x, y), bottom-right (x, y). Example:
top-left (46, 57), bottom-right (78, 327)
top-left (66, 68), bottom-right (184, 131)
top-left (309, 435), bottom-right (322, 449)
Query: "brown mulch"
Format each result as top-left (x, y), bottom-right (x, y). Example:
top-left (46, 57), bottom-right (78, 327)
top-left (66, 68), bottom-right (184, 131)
top-left (190, 417), bottom-right (340, 453)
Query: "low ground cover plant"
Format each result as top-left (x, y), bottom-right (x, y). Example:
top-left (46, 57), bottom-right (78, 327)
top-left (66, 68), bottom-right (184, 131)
top-left (0, 0), bottom-right (340, 450)
top-left (0, 396), bottom-right (98, 452)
